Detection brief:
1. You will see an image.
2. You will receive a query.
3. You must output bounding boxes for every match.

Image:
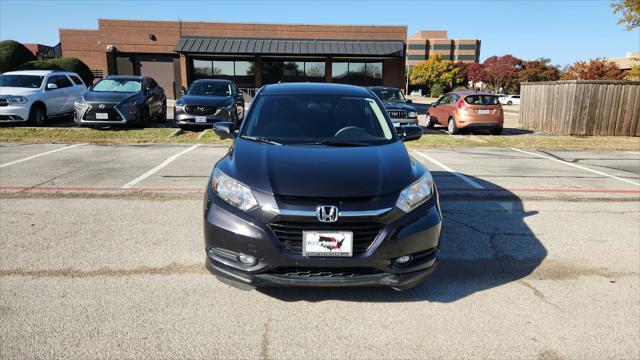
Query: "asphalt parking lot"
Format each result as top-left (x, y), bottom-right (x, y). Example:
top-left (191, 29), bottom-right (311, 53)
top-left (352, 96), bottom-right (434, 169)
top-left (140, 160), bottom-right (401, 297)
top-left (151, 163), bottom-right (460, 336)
top-left (1, 143), bottom-right (639, 359)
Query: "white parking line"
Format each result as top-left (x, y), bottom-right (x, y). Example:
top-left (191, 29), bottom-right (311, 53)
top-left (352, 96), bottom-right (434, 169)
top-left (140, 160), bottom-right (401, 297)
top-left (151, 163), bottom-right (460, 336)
top-left (626, 151), bottom-right (640, 155)
top-left (0, 144), bottom-right (84, 169)
top-left (412, 151), bottom-right (484, 189)
top-left (511, 148), bottom-right (640, 186)
top-left (121, 144), bottom-right (202, 189)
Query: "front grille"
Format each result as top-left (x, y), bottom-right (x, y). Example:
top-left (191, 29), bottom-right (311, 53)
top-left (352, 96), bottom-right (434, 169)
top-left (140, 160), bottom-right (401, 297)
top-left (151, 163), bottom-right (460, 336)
top-left (83, 105), bottom-right (122, 121)
top-left (185, 105), bottom-right (217, 116)
top-left (269, 221), bottom-right (384, 255)
top-left (388, 110), bottom-right (407, 119)
top-left (268, 267), bottom-right (383, 278)
top-left (0, 99), bottom-right (8, 107)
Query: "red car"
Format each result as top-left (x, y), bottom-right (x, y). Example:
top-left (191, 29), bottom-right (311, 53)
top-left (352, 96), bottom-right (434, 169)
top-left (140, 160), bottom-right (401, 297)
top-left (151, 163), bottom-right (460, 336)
top-left (426, 91), bottom-right (504, 135)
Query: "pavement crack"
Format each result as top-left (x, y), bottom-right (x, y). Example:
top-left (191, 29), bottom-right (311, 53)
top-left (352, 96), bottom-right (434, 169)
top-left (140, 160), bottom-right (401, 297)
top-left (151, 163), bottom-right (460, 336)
top-left (0, 262), bottom-right (208, 278)
top-left (260, 310), bottom-right (272, 360)
top-left (520, 280), bottom-right (562, 310)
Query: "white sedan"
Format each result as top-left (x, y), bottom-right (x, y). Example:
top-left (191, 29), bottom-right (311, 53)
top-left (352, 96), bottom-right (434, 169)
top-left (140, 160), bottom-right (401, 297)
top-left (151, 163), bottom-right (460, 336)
top-left (499, 95), bottom-right (520, 106)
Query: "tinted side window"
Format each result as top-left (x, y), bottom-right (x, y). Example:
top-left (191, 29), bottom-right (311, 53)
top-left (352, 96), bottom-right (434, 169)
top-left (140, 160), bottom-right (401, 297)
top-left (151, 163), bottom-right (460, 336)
top-left (69, 75), bottom-right (84, 85)
top-left (56, 75), bottom-right (72, 88)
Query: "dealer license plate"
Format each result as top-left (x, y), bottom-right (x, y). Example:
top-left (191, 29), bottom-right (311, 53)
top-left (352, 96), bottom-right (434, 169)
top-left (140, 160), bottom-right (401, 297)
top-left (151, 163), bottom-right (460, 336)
top-left (302, 231), bottom-right (353, 257)
top-left (96, 112), bottom-right (109, 119)
top-left (195, 116), bottom-right (207, 123)
top-left (478, 109), bottom-right (490, 115)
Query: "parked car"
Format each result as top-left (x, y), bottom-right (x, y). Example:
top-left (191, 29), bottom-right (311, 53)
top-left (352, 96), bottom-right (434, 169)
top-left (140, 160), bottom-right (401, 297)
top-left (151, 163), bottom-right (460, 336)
top-left (499, 95), bottom-right (520, 106)
top-left (0, 70), bottom-right (86, 126)
top-left (426, 91), bottom-right (504, 135)
top-left (369, 86), bottom-right (419, 127)
top-left (205, 83), bottom-right (439, 291)
top-left (74, 75), bottom-right (166, 127)
top-left (174, 79), bottom-right (244, 130)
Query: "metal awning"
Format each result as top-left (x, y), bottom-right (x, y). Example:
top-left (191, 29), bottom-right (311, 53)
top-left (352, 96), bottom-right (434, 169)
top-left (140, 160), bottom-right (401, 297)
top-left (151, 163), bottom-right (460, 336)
top-left (174, 36), bottom-right (404, 57)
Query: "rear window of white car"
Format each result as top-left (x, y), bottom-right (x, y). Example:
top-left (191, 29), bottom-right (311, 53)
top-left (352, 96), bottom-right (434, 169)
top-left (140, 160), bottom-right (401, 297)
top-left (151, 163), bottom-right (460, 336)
top-left (464, 95), bottom-right (499, 105)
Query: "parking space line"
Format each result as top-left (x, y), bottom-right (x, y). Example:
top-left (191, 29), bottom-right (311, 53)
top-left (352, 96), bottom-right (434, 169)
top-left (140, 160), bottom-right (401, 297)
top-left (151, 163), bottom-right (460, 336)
top-left (511, 148), bottom-right (640, 186)
top-left (626, 151), bottom-right (640, 155)
top-left (412, 151), bottom-right (484, 189)
top-left (121, 145), bottom-right (202, 189)
top-left (0, 144), bottom-right (84, 169)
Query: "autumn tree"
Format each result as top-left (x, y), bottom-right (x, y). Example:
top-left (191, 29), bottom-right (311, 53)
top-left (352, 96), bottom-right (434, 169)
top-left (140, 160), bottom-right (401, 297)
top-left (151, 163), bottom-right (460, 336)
top-left (519, 58), bottom-right (561, 83)
top-left (561, 58), bottom-right (626, 80)
top-left (465, 62), bottom-right (486, 84)
top-left (409, 55), bottom-right (464, 92)
top-left (624, 58), bottom-right (640, 80)
top-left (482, 55), bottom-right (522, 92)
top-left (612, 0), bottom-right (640, 30)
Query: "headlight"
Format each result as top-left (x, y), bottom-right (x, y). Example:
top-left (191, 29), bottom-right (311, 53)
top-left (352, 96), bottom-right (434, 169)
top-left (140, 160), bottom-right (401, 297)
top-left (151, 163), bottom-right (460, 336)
top-left (174, 101), bottom-right (186, 110)
top-left (212, 168), bottom-right (258, 211)
top-left (74, 97), bottom-right (86, 107)
top-left (6, 95), bottom-right (28, 104)
top-left (407, 111), bottom-right (418, 118)
top-left (395, 172), bottom-right (434, 213)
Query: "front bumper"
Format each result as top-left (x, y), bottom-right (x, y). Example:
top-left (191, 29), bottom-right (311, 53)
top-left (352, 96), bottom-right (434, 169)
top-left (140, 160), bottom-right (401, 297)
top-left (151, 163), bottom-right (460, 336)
top-left (391, 118), bottom-right (419, 127)
top-left (74, 103), bottom-right (141, 125)
top-left (203, 188), bottom-right (442, 289)
top-left (174, 106), bottom-right (235, 125)
top-left (0, 104), bottom-right (30, 122)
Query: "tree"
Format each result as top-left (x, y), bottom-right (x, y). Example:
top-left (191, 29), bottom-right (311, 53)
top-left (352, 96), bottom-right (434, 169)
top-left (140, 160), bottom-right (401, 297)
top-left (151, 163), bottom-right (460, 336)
top-left (519, 58), bottom-right (561, 83)
top-left (561, 58), bottom-right (626, 80)
top-left (482, 55), bottom-right (522, 92)
top-left (611, 0), bottom-right (640, 30)
top-left (624, 61), bottom-right (640, 80)
top-left (0, 40), bottom-right (36, 73)
top-left (465, 62), bottom-right (486, 84)
top-left (409, 55), bottom-right (463, 92)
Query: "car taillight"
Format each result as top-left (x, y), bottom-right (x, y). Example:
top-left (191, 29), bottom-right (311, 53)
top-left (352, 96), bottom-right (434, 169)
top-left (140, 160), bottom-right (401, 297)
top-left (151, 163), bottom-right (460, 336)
top-left (457, 99), bottom-right (468, 110)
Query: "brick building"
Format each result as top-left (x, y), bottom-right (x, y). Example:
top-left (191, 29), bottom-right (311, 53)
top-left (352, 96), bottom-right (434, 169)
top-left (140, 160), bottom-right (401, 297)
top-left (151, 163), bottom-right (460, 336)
top-left (59, 19), bottom-right (480, 98)
top-left (406, 30), bottom-right (481, 67)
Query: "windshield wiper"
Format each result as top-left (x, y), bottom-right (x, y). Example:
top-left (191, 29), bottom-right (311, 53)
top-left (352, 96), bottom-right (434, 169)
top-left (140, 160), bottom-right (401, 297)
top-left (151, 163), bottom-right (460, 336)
top-left (297, 140), bottom-right (370, 147)
top-left (241, 135), bottom-right (282, 145)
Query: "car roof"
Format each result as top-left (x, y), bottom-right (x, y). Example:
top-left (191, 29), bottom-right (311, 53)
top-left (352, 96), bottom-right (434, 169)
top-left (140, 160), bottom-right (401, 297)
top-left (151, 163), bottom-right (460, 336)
top-left (192, 79), bottom-right (232, 84)
top-left (103, 75), bottom-right (144, 81)
top-left (2, 70), bottom-right (61, 76)
top-left (368, 86), bottom-right (400, 91)
top-left (450, 90), bottom-right (497, 96)
top-left (261, 82), bottom-right (373, 96)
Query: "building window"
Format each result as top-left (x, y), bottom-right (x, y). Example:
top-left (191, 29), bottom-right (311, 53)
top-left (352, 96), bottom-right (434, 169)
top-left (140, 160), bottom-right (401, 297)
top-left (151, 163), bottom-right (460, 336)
top-left (262, 60), bottom-right (326, 84)
top-left (331, 61), bottom-right (383, 86)
top-left (190, 58), bottom-right (255, 87)
top-left (455, 44), bottom-right (477, 50)
top-left (431, 44), bottom-right (452, 50)
top-left (407, 55), bottom-right (426, 61)
top-left (408, 44), bottom-right (427, 50)
top-left (455, 54), bottom-right (478, 61)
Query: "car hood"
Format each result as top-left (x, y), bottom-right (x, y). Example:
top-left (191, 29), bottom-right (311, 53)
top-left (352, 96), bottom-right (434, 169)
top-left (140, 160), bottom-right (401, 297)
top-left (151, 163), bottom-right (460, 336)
top-left (179, 95), bottom-right (233, 107)
top-left (83, 91), bottom-right (138, 103)
top-left (223, 139), bottom-right (420, 198)
top-left (381, 101), bottom-right (417, 111)
top-left (0, 87), bottom-right (39, 96)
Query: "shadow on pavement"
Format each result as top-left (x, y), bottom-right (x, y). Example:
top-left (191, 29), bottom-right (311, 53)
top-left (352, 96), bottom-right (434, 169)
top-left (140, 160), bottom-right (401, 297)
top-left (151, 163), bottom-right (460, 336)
top-left (260, 173), bottom-right (547, 303)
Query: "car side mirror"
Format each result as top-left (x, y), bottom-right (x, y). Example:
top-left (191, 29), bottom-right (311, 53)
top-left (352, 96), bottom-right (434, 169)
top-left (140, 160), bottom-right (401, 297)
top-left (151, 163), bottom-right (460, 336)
top-left (406, 99), bottom-right (413, 104)
top-left (179, 88), bottom-right (186, 96)
top-left (143, 88), bottom-right (150, 95)
top-left (399, 125), bottom-right (422, 142)
top-left (46, 83), bottom-right (58, 90)
top-left (213, 122), bottom-right (236, 140)
top-left (430, 102), bottom-right (437, 107)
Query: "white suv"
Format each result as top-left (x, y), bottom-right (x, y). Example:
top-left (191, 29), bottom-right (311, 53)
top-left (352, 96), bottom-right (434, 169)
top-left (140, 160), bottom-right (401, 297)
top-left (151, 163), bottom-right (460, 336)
top-left (498, 95), bottom-right (520, 106)
top-left (0, 70), bottom-right (87, 126)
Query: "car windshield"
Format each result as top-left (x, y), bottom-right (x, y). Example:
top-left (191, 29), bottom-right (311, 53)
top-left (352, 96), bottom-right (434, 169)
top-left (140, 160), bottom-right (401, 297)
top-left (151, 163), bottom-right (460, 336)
top-left (188, 82), bottom-right (232, 96)
top-left (0, 75), bottom-right (44, 88)
top-left (92, 79), bottom-right (142, 93)
top-left (464, 95), bottom-right (500, 105)
top-left (242, 94), bottom-right (395, 146)
top-left (372, 88), bottom-right (405, 102)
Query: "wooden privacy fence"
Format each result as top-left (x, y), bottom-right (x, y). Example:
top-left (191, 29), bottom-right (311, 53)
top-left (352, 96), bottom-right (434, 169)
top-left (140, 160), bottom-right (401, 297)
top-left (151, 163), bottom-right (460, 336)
top-left (520, 80), bottom-right (640, 136)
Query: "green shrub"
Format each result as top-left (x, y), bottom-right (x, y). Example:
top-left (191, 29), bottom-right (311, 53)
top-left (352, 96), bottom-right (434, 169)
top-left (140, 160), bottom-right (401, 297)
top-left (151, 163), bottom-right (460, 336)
top-left (0, 40), bottom-right (36, 73)
top-left (430, 83), bottom-right (444, 98)
top-left (15, 60), bottom-right (63, 71)
top-left (47, 58), bottom-right (94, 85)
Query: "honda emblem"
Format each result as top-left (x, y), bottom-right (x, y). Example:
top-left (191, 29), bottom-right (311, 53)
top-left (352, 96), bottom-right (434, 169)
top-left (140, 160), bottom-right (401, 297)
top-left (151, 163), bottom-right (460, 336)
top-left (317, 205), bottom-right (338, 223)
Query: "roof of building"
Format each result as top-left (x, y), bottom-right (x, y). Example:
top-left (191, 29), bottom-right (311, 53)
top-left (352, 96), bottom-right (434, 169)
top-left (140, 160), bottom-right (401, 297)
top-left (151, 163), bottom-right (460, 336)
top-left (174, 36), bottom-right (405, 57)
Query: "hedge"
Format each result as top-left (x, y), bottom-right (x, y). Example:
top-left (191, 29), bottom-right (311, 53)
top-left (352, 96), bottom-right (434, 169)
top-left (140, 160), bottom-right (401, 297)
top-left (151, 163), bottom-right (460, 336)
top-left (15, 60), bottom-right (63, 71)
top-left (0, 40), bottom-right (37, 73)
top-left (14, 57), bottom-right (94, 85)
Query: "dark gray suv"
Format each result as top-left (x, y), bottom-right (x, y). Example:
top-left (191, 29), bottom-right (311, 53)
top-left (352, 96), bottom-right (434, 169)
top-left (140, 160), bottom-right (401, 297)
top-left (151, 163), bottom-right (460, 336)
top-left (174, 79), bottom-right (244, 130)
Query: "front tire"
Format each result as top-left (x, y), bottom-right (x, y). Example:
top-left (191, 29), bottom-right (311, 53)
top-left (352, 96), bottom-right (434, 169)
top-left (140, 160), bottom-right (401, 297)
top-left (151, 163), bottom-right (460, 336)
top-left (491, 127), bottom-right (503, 135)
top-left (448, 118), bottom-right (460, 135)
top-left (425, 114), bottom-right (435, 129)
top-left (28, 104), bottom-right (46, 126)
top-left (140, 107), bottom-right (150, 127)
top-left (507, 101), bottom-right (513, 106)
top-left (157, 102), bottom-right (167, 123)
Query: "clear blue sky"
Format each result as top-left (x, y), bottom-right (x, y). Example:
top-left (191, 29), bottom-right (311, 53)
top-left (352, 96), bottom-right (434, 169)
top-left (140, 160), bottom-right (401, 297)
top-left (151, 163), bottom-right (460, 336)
top-left (1, 0), bottom-right (638, 66)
